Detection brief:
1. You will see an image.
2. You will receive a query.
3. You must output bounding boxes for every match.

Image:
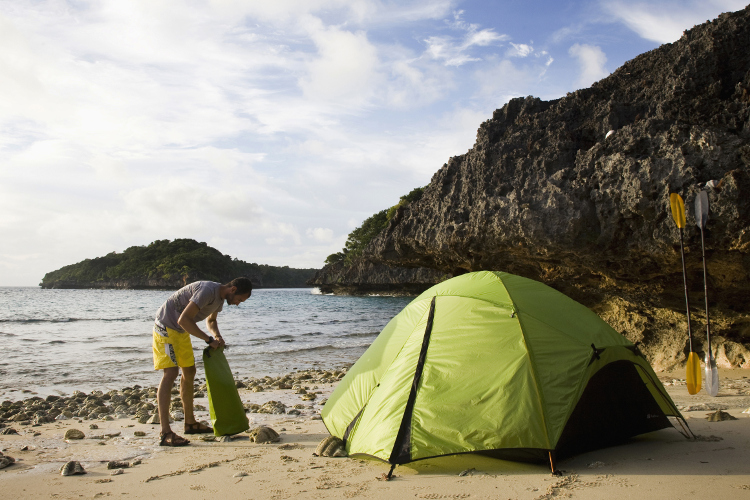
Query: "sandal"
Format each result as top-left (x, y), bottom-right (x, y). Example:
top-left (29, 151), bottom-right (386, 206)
top-left (184, 422), bottom-right (213, 434)
top-left (159, 431), bottom-right (190, 447)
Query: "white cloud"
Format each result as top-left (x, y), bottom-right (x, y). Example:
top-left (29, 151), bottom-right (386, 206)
top-left (424, 10), bottom-right (508, 66)
top-left (602, 0), bottom-right (747, 43)
top-left (568, 43), bottom-right (608, 88)
top-left (507, 43), bottom-right (534, 58)
top-left (306, 227), bottom-right (334, 242)
top-left (299, 18), bottom-right (383, 107)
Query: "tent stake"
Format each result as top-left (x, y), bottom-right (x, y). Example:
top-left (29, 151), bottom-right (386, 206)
top-left (549, 452), bottom-right (561, 476)
top-left (387, 464), bottom-right (396, 480)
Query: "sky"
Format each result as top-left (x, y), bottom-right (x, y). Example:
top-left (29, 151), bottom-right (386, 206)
top-left (0, 0), bottom-right (746, 286)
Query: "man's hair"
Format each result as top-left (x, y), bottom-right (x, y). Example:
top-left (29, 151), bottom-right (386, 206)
top-left (226, 277), bottom-right (253, 295)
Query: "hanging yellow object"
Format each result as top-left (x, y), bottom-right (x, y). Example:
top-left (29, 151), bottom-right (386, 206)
top-left (670, 193), bottom-right (686, 229)
top-left (686, 351), bottom-right (702, 395)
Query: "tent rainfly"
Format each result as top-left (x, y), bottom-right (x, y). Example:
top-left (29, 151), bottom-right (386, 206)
top-left (321, 271), bottom-right (691, 476)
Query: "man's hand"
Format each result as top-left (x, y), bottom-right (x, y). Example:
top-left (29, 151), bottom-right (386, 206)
top-left (214, 335), bottom-right (226, 348)
top-left (208, 338), bottom-right (220, 350)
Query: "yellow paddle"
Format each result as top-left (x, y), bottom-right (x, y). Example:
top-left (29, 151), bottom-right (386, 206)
top-left (670, 193), bottom-right (701, 395)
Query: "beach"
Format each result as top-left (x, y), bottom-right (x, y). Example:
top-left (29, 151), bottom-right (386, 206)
top-left (1, 368), bottom-right (749, 499)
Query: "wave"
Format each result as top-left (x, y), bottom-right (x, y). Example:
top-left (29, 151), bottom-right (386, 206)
top-left (337, 331), bottom-right (379, 338)
top-left (0, 317), bottom-right (139, 324)
top-left (99, 346), bottom-right (149, 353)
top-left (45, 340), bottom-right (66, 345)
top-left (257, 344), bottom-right (367, 355)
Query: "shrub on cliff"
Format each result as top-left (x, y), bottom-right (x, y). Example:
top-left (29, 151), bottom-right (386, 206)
top-left (325, 187), bottom-right (425, 266)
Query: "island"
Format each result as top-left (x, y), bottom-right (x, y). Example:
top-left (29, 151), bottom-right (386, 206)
top-left (40, 239), bottom-right (318, 289)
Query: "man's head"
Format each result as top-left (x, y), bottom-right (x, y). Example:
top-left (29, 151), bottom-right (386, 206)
top-left (225, 277), bottom-right (253, 305)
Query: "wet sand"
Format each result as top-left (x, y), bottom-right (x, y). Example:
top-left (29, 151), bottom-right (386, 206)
top-left (1, 369), bottom-right (749, 499)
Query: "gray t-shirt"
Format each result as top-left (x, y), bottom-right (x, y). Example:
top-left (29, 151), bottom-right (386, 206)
top-left (154, 281), bottom-right (224, 333)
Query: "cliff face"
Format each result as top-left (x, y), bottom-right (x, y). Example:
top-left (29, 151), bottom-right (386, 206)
top-left (316, 7), bottom-right (750, 370)
top-left (308, 259), bottom-right (449, 296)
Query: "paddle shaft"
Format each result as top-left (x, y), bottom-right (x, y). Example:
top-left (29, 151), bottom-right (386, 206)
top-left (679, 228), bottom-right (694, 351)
top-left (700, 226), bottom-right (712, 361)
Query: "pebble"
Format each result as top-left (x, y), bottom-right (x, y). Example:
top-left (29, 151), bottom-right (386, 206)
top-left (134, 431), bottom-right (146, 437)
top-left (60, 461), bottom-right (86, 476)
top-left (246, 426), bottom-right (279, 444)
top-left (110, 468), bottom-right (124, 476)
top-left (64, 429), bottom-right (85, 440)
top-left (0, 452), bottom-right (16, 470)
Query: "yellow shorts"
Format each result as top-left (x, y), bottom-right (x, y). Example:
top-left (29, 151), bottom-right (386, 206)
top-left (152, 324), bottom-right (195, 370)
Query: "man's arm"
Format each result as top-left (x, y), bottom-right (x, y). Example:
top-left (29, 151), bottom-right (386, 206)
top-left (177, 302), bottom-right (220, 349)
top-left (206, 311), bottom-right (225, 347)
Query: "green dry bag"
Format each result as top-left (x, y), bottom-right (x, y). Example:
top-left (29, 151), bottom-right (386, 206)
top-left (203, 346), bottom-right (249, 436)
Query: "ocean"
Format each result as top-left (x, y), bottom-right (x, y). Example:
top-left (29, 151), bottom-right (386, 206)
top-left (0, 287), bottom-right (412, 398)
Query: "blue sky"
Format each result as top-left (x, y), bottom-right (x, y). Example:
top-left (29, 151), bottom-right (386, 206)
top-left (0, 0), bottom-right (745, 285)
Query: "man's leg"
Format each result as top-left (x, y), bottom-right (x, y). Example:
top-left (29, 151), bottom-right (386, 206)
top-left (158, 367), bottom-right (179, 435)
top-left (180, 365), bottom-right (197, 425)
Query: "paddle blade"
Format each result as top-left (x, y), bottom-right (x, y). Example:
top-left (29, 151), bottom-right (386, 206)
top-left (670, 193), bottom-right (686, 228)
top-left (686, 351), bottom-right (702, 395)
top-left (695, 190), bottom-right (709, 229)
top-left (705, 351), bottom-right (719, 397)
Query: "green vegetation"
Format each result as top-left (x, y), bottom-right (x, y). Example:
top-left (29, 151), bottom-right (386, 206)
top-left (40, 239), bottom-right (318, 289)
top-left (325, 186), bottom-right (425, 266)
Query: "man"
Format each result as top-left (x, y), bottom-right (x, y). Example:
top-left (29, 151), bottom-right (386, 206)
top-left (152, 277), bottom-right (252, 446)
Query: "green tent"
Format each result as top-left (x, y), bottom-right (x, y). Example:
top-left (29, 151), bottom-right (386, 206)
top-left (322, 271), bottom-right (689, 473)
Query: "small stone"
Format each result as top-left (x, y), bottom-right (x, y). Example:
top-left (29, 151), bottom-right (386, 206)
top-left (107, 461), bottom-right (129, 469)
top-left (246, 426), bottom-right (280, 444)
top-left (110, 468), bottom-right (124, 476)
top-left (134, 431), bottom-right (146, 437)
top-left (89, 424), bottom-right (99, 429)
top-left (64, 429), bottom-right (85, 440)
top-left (233, 471), bottom-right (248, 477)
top-left (1, 428), bottom-right (18, 435)
top-left (60, 461), bottom-right (86, 476)
top-left (706, 410), bottom-right (738, 421)
top-left (315, 435), bottom-right (347, 457)
top-left (0, 455), bottom-right (16, 470)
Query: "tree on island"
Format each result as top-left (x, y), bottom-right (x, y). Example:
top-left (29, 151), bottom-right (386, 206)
top-left (40, 239), bottom-right (318, 289)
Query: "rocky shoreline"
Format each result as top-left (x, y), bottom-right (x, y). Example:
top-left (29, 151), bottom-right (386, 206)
top-left (0, 368), bottom-right (346, 438)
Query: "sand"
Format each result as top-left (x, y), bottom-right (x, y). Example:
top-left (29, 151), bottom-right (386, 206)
top-left (1, 369), bottom-right (750, 500)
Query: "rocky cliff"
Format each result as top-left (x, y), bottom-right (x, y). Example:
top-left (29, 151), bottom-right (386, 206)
top-left (309, 258), bottom-right (449, 296)
top-left (314, 7), bottom-right (750, 370)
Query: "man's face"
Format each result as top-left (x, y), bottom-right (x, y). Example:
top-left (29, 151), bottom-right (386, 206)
top-left (227, 289), bottom-right (251, 306)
